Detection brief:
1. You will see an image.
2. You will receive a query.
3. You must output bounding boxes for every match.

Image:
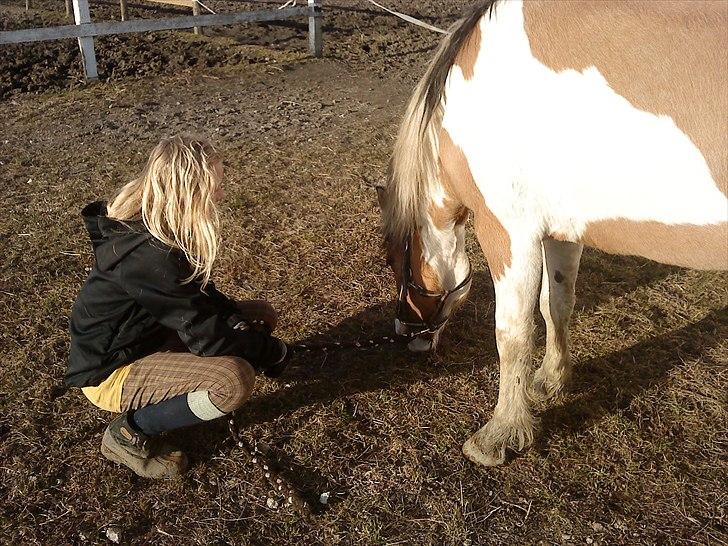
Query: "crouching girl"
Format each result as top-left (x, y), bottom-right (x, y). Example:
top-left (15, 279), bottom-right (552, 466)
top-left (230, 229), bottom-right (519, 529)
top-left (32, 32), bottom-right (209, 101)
top-left (65, 135), bottom-right (288, 479)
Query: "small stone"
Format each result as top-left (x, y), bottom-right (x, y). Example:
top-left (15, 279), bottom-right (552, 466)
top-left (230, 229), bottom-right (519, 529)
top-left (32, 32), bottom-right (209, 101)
top-left (266, 497), bottom-right (279, 510)
top-left (586, 538), bottom-right (594, 545)
top-left (105, 527), bottom-right (121, 543)
top-left (319, 491), bottom-right (330, 505)
top-left (591, 523), bottom-right (605, 532)
top-left (252, 457), bottom-right (257, 464)
top-left (263, 465), bottom-right (269, 471)
top-left (265, 472), bottom-right (271, 478)
top-left (276, 478), bottom-right (282, 484)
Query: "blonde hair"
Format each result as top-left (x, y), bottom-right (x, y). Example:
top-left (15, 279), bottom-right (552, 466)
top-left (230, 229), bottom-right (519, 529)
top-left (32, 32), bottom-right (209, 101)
top-left (107, 134), bottom-right (222, 287)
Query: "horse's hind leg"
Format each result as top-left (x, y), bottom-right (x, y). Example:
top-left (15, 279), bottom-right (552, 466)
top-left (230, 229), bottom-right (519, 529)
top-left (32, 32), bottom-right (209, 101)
top-left (532, 238), bottom-right (583, 400)
top-left (463, 225), bottom-right (542, 466)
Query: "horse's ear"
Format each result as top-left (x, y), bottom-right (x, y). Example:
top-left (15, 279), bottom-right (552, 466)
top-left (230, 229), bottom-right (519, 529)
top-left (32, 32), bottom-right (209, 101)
top-left (375, 185), bottom-right (387, 209)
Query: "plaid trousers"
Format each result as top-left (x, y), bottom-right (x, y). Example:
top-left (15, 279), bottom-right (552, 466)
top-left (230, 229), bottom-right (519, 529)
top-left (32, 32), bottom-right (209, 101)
top-left (120, 349), bottom-right (256, 414)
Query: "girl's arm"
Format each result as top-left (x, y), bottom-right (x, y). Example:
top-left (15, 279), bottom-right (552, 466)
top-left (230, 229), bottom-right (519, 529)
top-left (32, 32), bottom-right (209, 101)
top-left (119, 243), bottom-right (284, 370)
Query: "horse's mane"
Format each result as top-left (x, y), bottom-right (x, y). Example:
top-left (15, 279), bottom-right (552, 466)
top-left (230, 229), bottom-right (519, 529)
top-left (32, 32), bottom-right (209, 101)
top-left (382, 0), bottom-right (500, 244)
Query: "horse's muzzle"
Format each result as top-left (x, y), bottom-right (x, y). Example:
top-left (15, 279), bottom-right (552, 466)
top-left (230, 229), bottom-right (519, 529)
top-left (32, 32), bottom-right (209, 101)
top-left (394, 319), bottom-right (437, 352)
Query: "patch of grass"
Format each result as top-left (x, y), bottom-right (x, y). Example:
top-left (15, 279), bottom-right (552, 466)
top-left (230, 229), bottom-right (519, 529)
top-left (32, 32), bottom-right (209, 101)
top-left (1, 41), bottom-right (726, 546)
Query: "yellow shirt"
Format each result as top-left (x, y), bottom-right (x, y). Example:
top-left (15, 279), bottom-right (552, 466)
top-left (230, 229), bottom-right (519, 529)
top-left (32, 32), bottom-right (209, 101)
top-left (81, 364), bottom-right (132, 413)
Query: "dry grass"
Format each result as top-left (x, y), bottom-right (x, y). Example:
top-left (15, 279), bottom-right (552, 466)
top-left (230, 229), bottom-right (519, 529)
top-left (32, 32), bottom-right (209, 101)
top-left (1, 6), bottom-right (727, 544)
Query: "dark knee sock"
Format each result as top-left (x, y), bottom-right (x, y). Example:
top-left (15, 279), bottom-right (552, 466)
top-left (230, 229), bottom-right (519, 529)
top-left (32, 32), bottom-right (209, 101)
top-left (130, 393), bottom-right (210, 436)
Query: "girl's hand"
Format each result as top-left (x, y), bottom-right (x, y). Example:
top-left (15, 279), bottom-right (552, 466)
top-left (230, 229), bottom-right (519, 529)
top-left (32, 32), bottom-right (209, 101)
top-left (234, 300), bottom-right (278, 333)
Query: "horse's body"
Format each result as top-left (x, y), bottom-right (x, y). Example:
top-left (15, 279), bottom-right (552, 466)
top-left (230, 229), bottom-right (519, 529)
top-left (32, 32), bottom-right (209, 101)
top-left (379, 0), bottom-right (727, 466)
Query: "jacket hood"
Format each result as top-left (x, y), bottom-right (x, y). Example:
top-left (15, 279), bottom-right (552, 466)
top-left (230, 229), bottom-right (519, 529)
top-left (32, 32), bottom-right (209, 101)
top-left (81, 201), bottom-right (154, 272)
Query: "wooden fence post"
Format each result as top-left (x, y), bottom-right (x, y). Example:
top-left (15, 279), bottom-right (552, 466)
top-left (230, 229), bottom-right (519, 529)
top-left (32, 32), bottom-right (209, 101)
top-left (65, 0), bottom-right (72, 19)
top-left (25, 0), bottom-right (32, 10)
top-left (307, 0), bottom-right (321, 57)
top-left (72, 0), bottom-right (98, 81)
top-left (192, 0), bottom-right (202, 35)
top-left (120, 0), bottom-right (128, 21)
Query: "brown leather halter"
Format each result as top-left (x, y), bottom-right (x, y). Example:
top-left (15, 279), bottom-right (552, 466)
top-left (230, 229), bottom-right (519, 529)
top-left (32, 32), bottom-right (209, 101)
top-left (395, 236), bottom-right (472, 337)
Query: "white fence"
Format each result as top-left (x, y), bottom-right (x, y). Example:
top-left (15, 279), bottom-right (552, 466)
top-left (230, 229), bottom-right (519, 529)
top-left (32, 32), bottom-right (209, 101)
top-left (0, 0), bottom-right (323, 80)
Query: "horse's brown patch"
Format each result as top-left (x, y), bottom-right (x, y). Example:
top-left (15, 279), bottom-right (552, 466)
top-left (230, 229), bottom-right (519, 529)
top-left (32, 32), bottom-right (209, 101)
top-left (454, 21), bottom-right (482, 80)
top-left (524, 0), bottom-right (727, 197)
top-left (439, 128), bottom-right (512, 280)
top-left (428, 198), bottom-right (468, 231)
top-left (410, 231), bottom-right (443, 294)
top-left (397, 231), bottom-right (443, 323)
top-left (581, 219), bottom-right (728, 271)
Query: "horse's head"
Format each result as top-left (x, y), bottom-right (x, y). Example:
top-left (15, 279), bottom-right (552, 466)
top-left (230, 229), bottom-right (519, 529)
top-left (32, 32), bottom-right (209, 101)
top-left (377, 186), bottom-right (472, 352)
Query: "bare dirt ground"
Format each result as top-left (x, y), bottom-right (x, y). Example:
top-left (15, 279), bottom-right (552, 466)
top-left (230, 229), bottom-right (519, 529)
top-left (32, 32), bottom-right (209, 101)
top-left (1, 1), bottom-right (727, 544)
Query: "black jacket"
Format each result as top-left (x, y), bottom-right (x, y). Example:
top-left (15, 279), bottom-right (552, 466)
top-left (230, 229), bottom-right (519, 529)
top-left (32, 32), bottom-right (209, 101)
top-left (66, 201), bottom-right (282, 387)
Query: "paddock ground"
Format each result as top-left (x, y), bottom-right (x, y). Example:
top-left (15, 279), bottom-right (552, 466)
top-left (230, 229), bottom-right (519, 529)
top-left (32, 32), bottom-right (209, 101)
top-left (1, 1), bottom-right (727, 544)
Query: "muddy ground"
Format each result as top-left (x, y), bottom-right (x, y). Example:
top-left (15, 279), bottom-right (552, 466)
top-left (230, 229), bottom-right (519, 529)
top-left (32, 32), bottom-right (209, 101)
top-left (1, 1), bottom-right (727, 544)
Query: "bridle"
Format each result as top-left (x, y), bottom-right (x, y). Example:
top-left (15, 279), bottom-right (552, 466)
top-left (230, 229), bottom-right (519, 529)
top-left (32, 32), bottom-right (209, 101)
top-left (395, 235), bottom-right (472, 337)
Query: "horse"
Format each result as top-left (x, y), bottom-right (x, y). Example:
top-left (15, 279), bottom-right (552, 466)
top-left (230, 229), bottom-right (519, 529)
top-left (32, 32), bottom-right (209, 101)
top-left (377, 0), bottom-right (727, 467)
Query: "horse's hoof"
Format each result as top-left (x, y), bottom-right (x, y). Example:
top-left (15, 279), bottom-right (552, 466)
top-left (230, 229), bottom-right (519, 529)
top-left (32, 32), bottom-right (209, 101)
top-left (462, 434), bottom-right (505, 467)
top-left (530, 367), bottom-right (562, 402)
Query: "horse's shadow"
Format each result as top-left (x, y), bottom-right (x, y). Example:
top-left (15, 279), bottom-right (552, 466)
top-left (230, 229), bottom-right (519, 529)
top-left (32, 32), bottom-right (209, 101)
top-left (179, 251), bottom-right (722, 503)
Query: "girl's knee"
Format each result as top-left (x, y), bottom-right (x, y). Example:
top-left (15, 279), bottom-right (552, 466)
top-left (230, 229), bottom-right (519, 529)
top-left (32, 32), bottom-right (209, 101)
top-left (211, 357), bottom-right (256, 413)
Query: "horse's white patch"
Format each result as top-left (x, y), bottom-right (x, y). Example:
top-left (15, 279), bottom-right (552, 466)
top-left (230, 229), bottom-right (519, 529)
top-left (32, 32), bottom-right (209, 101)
top-left (442, 0), bottom-right (728, 243)
top-left (420, 215), bottom-right (470, 290)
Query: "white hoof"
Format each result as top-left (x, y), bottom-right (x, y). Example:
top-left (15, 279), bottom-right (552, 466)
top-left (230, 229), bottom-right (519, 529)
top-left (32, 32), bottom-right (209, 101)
top-left (531, 366), bottom-right (568, 401)
top-left (462, 433), bottom-right (506, 467)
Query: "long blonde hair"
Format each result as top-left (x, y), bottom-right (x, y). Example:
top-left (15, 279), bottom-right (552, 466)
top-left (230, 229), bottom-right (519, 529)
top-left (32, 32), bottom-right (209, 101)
top-left (107, 134), bottom-right (222, 287)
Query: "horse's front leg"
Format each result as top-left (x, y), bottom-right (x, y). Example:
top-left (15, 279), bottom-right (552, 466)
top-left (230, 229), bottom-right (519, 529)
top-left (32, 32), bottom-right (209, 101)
top-left (532, 238), bottom-right (583, 400)
top-left (463, 225), bottom-right (542, 466)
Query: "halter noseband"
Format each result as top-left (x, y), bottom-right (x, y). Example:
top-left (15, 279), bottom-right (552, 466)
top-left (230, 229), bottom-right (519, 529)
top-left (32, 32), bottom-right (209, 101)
top-left (395, 236), bottom-right (472, 337)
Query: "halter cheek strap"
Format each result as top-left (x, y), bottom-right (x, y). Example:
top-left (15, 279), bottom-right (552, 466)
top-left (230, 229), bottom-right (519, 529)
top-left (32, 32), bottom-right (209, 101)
top-left (396, 236), bottom-right (472, 336)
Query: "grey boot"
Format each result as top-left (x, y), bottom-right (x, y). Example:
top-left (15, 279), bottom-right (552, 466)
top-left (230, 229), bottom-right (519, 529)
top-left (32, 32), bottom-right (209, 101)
top-left (100, 412), bottom-right (188, 479)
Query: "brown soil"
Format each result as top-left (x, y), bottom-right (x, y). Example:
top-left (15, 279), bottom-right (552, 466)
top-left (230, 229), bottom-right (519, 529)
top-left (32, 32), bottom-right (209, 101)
top-left (1, 1), bottom-right (727, 545)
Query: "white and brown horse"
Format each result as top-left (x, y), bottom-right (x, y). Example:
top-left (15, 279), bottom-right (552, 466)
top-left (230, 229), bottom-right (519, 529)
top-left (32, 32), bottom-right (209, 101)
top-left (377, 0), bottom-right (727, 466)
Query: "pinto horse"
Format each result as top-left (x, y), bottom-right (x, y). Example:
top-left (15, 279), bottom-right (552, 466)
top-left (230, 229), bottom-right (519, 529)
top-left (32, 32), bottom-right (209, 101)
top-left (377, 0), bottom-right (727, 466)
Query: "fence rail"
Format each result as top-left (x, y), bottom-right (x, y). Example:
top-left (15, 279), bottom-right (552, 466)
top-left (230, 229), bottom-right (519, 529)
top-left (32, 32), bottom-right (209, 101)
top-left (0, 0), bottom-right (323, 80)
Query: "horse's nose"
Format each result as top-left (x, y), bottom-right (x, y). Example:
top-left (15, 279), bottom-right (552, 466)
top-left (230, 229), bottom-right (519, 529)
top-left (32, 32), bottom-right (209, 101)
top-left (407, 336), bottom-right (433, 352)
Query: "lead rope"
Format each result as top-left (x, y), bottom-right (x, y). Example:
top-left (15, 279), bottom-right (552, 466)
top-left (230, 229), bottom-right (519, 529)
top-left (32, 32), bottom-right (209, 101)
top-left (289, 333), bottom-right (403, 354)
top-left (227, 332), bottom-right (411, 514)
top-left (227, 415), bottom-right (311, 514)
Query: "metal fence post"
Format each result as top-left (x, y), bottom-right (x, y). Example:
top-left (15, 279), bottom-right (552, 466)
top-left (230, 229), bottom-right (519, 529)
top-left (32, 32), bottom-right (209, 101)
top-left (307, 0), bottom-right (322, 58)
top-left (72, 0), bottom-right (98, 81)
